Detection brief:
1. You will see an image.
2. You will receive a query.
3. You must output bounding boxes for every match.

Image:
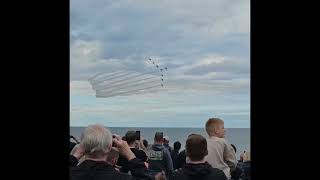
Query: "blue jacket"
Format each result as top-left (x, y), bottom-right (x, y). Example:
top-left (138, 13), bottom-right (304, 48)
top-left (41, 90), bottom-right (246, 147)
top-left (147, 144), bottom-right (173, 176)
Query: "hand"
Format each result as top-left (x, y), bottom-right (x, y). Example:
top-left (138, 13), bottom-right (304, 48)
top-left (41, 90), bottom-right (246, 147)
top-left (139, 138), bottom-right (146, 149)
top-left (72, 144), bottom-right (85, 160)
top-left (112, 134), bottom-right (136, 161)
top-left (155, 171), bottom-right (167, 180)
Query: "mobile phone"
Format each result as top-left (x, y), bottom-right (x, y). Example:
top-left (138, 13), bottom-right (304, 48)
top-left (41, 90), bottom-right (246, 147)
top-left (136, 131), bottom-right (140, 140)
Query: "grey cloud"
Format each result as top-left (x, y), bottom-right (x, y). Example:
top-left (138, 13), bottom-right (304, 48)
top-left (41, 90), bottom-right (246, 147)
top-left (70, 0), bottom-right (250, 94)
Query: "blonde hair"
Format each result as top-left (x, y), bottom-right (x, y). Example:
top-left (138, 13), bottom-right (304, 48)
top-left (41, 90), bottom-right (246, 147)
top-left (205, 118), bottom-right (224, 136)
top-left (242, 151), bottom-right (251, 162)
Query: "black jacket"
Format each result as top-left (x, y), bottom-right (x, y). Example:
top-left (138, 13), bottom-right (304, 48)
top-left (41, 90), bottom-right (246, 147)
top-left (176, 150), bottom-right (186, 169)
top-left (172, 162), bottom-right (227, 180)
top-left (170, 150), bottom-right (179, 170)
top-left (70, 155), bottom-right (152, 180)
top-left (118, 148), bottom-right (148, 173)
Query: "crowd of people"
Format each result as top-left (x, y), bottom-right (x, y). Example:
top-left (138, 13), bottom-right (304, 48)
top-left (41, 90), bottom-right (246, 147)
top-left (70, 118), bottom-right (251, 180)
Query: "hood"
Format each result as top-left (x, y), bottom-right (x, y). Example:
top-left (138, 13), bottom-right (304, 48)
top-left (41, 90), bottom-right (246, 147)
top-left (152, 144), bottom-right (164, 151)
top-left (182, 163), bottom-right (212, 176)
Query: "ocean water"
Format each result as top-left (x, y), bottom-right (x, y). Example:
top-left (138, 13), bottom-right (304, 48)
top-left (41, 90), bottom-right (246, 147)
top-left (70, 127), bottom-right (250, 159)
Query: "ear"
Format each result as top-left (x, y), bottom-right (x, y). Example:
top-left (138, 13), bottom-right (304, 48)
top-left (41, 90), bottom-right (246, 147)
top-left (204, 149), bottom-right (208, 156)
top-left (107, 145), bottom-right (112, 152)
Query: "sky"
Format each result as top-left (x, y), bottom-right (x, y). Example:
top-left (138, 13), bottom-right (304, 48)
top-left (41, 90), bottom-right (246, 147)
top-left (70, 0), bottom-right (250, 128)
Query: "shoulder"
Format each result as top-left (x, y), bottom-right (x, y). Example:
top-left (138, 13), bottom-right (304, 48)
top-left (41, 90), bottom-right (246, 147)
top-left (172, 168), bottom-right (186, 178)
top-left (136, 149), bottom-right (146, 155)
top-left (210, 167), bottom-right (228, 179)
top-left (163, 147), bottom-right (170, 154)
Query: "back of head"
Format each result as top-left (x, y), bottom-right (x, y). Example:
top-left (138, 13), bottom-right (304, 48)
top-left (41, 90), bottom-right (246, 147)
top-left (143, 139), bottom-right (148, 148)
top-left (185, 134), bottom-right (208, 161)
top-left (106, 147), bottom-right (119, 165)
top-left (154, 132), bottom-right (164, 143)
top-left (80, 124), bottom-right (112, 159)
top-left (125, 130), bottom-right (137, 145)
top-left (205, 117), bottom-right (224, 136)
top-left (163, 136), bottom-right (170, 144)
top-left (173, 141), bottom-right (181, 151)
top-left (242, 151), bottom-right (251, 162)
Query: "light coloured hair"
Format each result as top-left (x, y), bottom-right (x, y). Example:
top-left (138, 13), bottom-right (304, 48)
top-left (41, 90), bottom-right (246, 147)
top-left (242, 151), bottom-right (251, 162)
top-left (80, 124), bottom-right (113, 158)
top-left (205, 118), bottom-right (224, 136)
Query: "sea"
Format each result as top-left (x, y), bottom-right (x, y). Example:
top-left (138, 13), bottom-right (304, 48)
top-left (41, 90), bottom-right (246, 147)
top-left (70, 127), bottom-right (250, 159)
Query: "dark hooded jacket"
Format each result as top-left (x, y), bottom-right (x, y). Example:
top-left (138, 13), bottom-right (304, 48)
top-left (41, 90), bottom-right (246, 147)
top-left (70, 155), bottom-right (152, 180)
top-left (172, 162), bottom-right (227, 180)
top-left (147, 144), bottom-right (173, 177)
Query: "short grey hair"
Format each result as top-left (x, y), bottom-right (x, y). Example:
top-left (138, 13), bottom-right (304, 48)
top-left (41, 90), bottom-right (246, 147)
top-left (80, 124), bottom-right (113, 158)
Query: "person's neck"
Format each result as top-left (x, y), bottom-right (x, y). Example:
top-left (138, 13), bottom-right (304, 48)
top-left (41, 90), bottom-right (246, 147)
top-left (209, 135), bottom-right (221, 139)
top-left (187, 157), bottom-right (206, 164)
top-left (86, 156), bottom-right (107, 162)
top-left (154, 142), bottom-right (162, 145)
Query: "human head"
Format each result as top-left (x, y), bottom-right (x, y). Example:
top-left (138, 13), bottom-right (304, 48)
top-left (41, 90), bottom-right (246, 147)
top-left (185, 134), bottom-right (208, 161)
top-left (143, 139), bottom-right (148, 148)
top-left (106, 147), bottom-right (119, 166)
top-left (242, 151), bottom-right (251, 162)
top-left (205, 117), bottom-right (225, 138)
top-left (80, 124), bottom-right (112, 159)
top-left (163, 136), bottom-right (170, 144)
top-left (125, 130), bottom-right (137, 146)
top-left (154, 132), bottom-right (164, 144)
top-left (173, 141), bottom-right (181, 151)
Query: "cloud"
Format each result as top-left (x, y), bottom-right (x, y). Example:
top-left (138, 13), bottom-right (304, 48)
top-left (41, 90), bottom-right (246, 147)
top-left (70, 0), bottom-right (250, 127)
top-left (70, 81), bottom-right (95, 95)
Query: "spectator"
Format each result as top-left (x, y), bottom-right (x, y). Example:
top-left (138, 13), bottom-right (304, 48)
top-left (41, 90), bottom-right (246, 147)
top-left (176, 149), bottom-right (186, 169)
top-left (147, 132), bottom-right (173, 178)
top-left (163, 136), bottom-right (173, 152)
top-left (69, 124), bottom-right (151, 180)
top-left (117, 130), bottom-right (148, 173)
top-left (172, 134), bottom-right (227, 180)
top-left (170, 141), bottom-right (181, 169)
top-left (204, 118), bottom-right (237, 179)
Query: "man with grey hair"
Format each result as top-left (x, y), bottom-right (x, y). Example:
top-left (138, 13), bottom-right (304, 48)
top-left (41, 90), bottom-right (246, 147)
top-left (70, 124), bottom-right (152, 180)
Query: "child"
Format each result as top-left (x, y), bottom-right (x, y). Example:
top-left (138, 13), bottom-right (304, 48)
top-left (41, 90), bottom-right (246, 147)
top-left (204, 118), bottom-right (237, 179)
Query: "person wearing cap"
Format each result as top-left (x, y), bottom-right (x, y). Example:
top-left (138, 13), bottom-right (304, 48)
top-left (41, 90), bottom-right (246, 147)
top-left (163, 136), bottom-right (173, 153)
top-left (147, 132), bottom-right (173, 179)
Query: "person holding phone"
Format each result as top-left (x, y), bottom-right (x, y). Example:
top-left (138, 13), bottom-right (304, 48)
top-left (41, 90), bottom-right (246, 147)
top-left (117, 130), bottom-right (148, 173)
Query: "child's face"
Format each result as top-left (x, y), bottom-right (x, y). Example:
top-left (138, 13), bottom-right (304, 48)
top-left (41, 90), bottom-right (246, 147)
top-left (215, 123), bottom-right (225, 138)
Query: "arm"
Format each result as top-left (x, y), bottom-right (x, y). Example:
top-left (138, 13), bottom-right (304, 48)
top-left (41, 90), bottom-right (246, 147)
top-left (70, 144), bottom-right (84, 167)
top-left (223, 140), bottom-right (238, 171)
top-left (69, 155), bottom-right (79, 167)
top-left (163, 149), bottom-right (174, 175)
top-left (113, 135), bottom-right (151, 180)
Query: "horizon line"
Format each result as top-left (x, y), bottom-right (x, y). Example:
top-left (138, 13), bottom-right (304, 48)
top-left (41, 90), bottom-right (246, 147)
top-left (70, 126), bottom-right (250, 128)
